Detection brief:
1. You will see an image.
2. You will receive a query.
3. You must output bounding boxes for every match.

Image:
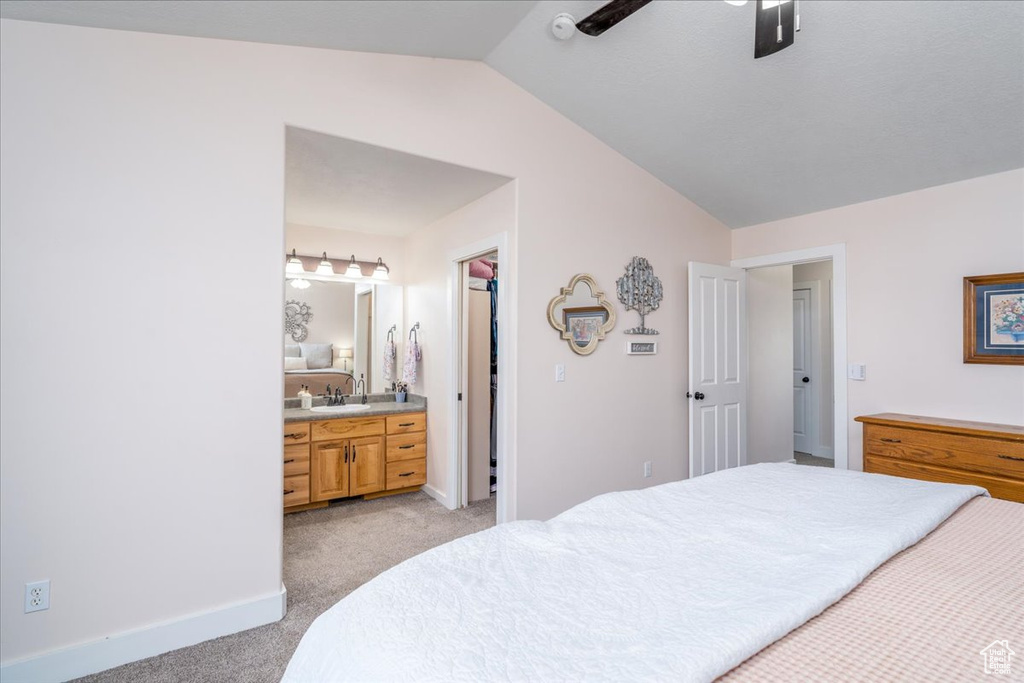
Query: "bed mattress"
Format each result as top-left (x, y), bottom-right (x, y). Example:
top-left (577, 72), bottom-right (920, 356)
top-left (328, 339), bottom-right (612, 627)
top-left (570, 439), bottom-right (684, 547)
top-left (721, 495), bottom-right (1024, 681)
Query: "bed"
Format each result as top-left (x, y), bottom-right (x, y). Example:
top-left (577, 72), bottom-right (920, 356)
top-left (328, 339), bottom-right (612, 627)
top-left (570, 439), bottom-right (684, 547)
top-left (285, 368), bottom-right (353, 397)
top-left (282, 464), bottom-right (1020, 682)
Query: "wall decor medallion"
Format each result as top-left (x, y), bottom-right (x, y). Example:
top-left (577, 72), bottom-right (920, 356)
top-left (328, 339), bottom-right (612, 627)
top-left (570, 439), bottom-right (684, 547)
top-left (963, 272), bottom-right (1024, 365)
top-left (616, 256), bottom-right (663, 335)
top-left (547, 273), bottom-right (616, 356)
top-left (285, 300), bottom-right (313, 342)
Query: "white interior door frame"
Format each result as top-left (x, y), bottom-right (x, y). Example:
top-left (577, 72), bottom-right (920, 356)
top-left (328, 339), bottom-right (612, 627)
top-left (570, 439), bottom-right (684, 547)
top-left (448, 231), bottom-right (515, 523)
top-left (732, 244), bottom-right (848, 470)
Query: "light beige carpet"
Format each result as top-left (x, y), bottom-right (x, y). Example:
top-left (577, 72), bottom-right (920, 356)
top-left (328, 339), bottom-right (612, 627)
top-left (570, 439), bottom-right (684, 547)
top-left (74, 492), bottom-right (496, 683)
top-left (793, 451), bottom-right (834, 468)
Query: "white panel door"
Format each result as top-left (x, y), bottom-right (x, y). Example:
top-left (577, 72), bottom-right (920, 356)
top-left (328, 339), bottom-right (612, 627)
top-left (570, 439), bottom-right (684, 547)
top-left (688, 263), bottom-right (747, 477)
top-left (792, 285), bottom-right (819, 455)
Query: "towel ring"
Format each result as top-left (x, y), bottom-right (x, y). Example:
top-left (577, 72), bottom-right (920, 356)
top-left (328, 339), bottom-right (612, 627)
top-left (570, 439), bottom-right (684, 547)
top-left (409, 322), bottom-right (420, 343)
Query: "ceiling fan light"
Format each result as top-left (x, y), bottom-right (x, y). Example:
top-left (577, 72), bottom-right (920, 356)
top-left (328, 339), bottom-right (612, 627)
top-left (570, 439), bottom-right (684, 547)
top-left (345, 255), bottom-right (362, 279)
top-left (285, 249), bottom-right (305, 275)
top-left (372, 257), bottom-right (390, 281)
top-left (315, 251), bottom-right (334, 276)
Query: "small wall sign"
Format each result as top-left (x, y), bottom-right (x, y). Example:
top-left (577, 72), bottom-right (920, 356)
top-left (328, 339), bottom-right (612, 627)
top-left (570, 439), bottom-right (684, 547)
top-left (626, 341), bottom-right (657, 355)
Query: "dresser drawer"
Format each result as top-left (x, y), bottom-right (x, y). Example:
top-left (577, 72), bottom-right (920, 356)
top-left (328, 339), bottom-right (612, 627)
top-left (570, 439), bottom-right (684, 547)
top-left (864, 425), bottom-right (1024, 480)
top-left (386, 412), bottom-right (426, 435)
top-left (312, 417), bottom-right (385, 441)
top-left (283, 422), bottom-right (310, 445)
top-left (387, 432), bottom-right (426, 462)
top-left (386, 458), bottom-right (427, 489)
top-left (284, 474), bottom-right (310, 507)
top-left (865, 455), bottom-right (1024, 503)
top-left (283, 443), bottom-right (310, 477)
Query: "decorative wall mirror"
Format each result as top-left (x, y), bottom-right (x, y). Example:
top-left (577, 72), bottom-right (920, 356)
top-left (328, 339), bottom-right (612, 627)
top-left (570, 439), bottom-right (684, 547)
top-left (547, 273), bottom-right (616, 355)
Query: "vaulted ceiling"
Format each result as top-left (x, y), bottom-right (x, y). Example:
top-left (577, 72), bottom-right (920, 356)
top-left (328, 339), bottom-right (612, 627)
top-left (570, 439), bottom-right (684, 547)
top-left (3, 0), bottom-right (1022, 228)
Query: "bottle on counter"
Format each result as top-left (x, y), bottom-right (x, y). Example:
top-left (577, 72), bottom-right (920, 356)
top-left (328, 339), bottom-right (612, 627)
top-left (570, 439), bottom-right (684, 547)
top-left (299, 385), bottom-right (313, 410)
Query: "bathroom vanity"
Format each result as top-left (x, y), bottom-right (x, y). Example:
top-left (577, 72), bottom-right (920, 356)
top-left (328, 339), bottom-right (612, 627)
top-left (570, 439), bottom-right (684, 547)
top-left (282, 398), bottom-right (427, 513)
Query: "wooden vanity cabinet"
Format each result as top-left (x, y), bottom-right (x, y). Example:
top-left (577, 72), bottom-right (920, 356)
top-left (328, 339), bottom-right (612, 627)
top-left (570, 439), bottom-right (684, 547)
top-left (311, 434), bottom-right (386, 501)
top-left (285, 410), bottom-right (427, 512)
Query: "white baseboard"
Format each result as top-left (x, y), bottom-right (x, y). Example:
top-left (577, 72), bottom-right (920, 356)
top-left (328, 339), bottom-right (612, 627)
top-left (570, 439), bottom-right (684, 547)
top-left (815, 446), bottom-right (835, 460)
top-left (422, 483), bottom-right (452, 509)
top-left (0, 586), bottom-right (286, 683)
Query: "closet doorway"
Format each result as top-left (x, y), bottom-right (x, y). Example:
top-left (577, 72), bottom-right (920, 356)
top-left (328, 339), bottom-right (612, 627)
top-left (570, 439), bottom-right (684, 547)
top-left (450, 234), bottom-right (511, 523)
top-left (463, 252), bottom-right (499, 505)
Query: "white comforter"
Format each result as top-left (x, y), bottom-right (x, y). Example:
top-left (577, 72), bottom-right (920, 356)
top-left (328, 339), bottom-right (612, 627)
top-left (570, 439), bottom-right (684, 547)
top-left (282, 463), bottom-right (984, 683)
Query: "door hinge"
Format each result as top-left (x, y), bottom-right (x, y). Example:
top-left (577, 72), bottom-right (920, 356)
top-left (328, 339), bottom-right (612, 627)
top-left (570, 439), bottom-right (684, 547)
top-left (458, 393), bottom-right (463, 401)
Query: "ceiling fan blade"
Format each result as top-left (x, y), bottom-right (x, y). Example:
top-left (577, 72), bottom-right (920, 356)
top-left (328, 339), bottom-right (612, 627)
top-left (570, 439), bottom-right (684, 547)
top-left (576, 0), bottom-right (654, 37)
top-left (754, 0), bottom-right (795, 59)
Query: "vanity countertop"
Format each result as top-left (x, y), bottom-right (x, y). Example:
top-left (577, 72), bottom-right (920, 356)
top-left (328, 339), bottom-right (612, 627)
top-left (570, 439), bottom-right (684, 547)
top-left (283, 395), bottom-right (427, 423)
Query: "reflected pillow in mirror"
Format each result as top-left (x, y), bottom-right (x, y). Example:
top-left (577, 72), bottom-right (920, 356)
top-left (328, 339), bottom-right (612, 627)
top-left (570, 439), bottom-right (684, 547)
top-left (284, 356), bottom-right (308, 371)
top-left (300, 343), bottom-right (333, 369)
top-left (285, 344), bottom-right (301, 358)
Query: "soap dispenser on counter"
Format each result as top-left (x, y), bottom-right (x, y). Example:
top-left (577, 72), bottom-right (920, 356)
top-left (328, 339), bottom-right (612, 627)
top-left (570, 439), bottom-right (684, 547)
top-left (299, 385), bottom-right (313, 410)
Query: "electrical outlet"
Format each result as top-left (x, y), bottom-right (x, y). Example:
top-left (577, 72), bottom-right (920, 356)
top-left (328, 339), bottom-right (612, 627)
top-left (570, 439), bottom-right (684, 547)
top-left (644, 461), bottom-right (653, 478)
top-left (25, 580), bottom-right (50, 613)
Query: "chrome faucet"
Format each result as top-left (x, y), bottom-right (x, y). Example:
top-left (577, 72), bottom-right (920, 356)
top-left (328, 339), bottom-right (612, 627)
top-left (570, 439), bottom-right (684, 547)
top-left (354, 374), bottom-right (367, 404)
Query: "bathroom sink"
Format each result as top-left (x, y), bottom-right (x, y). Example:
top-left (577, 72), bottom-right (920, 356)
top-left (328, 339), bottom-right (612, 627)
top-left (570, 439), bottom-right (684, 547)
top-left (309, 404), bottom-right (373, 414)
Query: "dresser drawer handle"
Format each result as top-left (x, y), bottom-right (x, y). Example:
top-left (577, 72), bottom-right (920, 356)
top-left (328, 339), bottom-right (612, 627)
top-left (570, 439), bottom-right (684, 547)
top-left (880, 438), bottom-right (902, 443)
top-left (285, 432), bottom-right (305, 440)
top-left (398, 471), bottom-right (415, 477)
top-left (997, 454), bottom-right (1024, 462)
top-left (398, 444), bottom-right (416, 450)
top-left (398, 422), bottom-right (415, 427)
top-left (283, 458), bottom-right (295, 464)
top-left (284, 489), bottom-right (295, 495)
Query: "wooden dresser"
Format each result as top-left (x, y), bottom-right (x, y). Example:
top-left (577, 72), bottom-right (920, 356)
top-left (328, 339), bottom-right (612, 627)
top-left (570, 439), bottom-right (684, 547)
top-left (855, 413), bottom-right (1024, 503)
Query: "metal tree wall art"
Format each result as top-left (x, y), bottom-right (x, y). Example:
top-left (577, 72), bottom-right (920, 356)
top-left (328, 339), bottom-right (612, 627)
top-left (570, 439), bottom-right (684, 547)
top-left (285, 300), bottom-right (313, 342)
top-left (616, 256), bottom-right (663, 335)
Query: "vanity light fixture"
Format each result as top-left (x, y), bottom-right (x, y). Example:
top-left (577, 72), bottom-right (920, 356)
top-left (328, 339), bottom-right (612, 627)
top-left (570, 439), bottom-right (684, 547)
top-left (285, 249), bottom-right (305, 275)
top-left (315, 252), bottom-right (335, 277)
top-left (372, 257), bottom-right (390, 281)
top-left (344, 254), bottom-right (363, 279)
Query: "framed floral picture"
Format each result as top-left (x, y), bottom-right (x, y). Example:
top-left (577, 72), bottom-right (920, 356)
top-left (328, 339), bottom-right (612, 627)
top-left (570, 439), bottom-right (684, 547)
top-left (964, 272), bottom-right (1024, 365)
top-left (563, 306), bottom-right (609, 349)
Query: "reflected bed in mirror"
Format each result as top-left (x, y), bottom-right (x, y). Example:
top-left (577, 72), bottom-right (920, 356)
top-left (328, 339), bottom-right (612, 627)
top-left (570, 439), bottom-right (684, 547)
top-left (547, 273), bottom-right (616, 355)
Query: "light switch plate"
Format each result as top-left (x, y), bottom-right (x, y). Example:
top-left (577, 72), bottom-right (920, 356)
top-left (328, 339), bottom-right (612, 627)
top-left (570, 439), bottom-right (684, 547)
top-left (555, 364), bottom-right (565, 382)
top-left (848, 363), bottom-right (867, 381)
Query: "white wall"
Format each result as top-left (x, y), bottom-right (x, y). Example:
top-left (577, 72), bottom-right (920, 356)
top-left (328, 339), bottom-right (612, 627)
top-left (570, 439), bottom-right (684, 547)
top-left (403, 183), bottom-right (516, 506)
top-left (793, 261), bottom-right (834, 457)
top-left (746, 266), bottom-right (794, 464)
top-left (0, 19), bottom-right (731, 672)
top-left (733, 170), bottom-right (1024, 471)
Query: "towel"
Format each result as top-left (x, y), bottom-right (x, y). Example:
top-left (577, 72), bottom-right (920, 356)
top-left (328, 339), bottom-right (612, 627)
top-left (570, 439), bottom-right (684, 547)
top-left (382, 340), bottom-right (397, 384)
top-left (402, 341), bottom-right (421, 387)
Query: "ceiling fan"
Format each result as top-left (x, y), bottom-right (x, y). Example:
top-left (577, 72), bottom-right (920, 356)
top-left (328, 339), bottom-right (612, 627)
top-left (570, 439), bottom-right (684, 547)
top-left (551, 0), bottom-right (801, 59)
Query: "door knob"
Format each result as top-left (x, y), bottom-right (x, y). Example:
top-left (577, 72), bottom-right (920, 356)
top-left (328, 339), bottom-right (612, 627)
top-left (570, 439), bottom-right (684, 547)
top-left (802, 377), bottom-right (810, 383)
top-left (695, 392), bottom-right (705, 400)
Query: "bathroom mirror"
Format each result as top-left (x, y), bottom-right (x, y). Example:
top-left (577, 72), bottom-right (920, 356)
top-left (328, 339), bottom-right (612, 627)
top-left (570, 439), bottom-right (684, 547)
top-left (283, 277), bottom-right (403, 396)
top-left (547, 273), bottom-right (616, 356)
